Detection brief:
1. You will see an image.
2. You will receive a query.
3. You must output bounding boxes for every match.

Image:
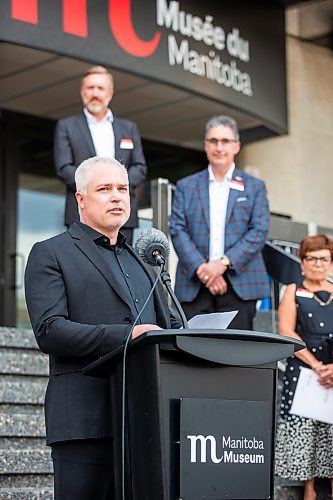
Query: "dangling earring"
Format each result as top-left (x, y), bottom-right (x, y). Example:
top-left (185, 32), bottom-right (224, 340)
top-left (301, 271), bottom-right (305, 276)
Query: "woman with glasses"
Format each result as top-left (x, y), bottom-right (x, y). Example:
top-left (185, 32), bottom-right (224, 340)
top-left (275, 234), bottom-right (333, 500)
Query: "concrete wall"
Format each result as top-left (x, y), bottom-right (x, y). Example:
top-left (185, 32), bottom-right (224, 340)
top-left (239, 35), bottom-right (333, 228)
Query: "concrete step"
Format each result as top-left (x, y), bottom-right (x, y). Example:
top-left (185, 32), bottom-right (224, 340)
top-left (0, 328), bottom-right (38, 351)
top-left (0, 474), bottom-right (53, 488)
top-left (0, 404), bottom-right (45, 437)
top-left (0, 375), bottom-right (47, 405)
top-left (0, 440), bottom-right (53, 495)
top-left (0, 350), bottom-right (48, 376)
top-left (0, 437), bottom-right (47, 450)
top-left (0, 487), bottom-right (53, 499)
top-left (0, 447), bottom-right (52, 475)
top-left (0, 328), bottom-right (53, 496)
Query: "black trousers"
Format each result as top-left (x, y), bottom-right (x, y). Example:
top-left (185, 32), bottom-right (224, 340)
top-left (181, 280), bottom-right (256, 330)
top-left (51, 438), bottom-right (114, 500)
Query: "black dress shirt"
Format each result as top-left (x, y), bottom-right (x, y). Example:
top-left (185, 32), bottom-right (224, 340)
top-left (78, 222), bottom-right (156, 324)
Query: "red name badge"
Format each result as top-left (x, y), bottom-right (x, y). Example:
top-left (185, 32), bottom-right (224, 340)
top-left (120, 138), bottom-right (134, 149)
top-left (229, 179), bottom-right (244, 191)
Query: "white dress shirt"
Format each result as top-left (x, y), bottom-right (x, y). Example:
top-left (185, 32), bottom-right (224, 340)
top-left (84, 108), bottom-right (115, 158)
top-left (208, 163), bottom-right (235, 261)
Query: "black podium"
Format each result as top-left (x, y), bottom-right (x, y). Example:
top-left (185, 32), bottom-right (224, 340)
top-left (83, 329), bottom-right (304, 500)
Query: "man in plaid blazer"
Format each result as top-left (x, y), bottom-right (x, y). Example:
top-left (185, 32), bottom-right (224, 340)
top-left (169, 115), bottom-right (270, 330)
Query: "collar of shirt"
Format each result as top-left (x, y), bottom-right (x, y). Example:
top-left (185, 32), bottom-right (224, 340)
top-left (208, 163), bottom-right (235, 182)
top-left (208, 164), bottom-right (235, 260)
top-left (83, 107), bottom-right (114, 125)
top-left (77, 221), bottom-right (126, 248)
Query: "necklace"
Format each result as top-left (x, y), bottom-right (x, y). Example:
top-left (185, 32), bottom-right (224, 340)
top-left (312, 292), bottom-right (333, 307)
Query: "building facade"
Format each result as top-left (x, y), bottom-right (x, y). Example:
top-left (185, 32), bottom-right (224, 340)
top-left (0, 0), bottom-right (332, 326)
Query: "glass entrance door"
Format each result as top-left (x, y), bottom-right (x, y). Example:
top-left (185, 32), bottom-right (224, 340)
top-left (0, 110), bottom-right (66, 327)
top-left (17, 112), bottom-right (66, 327)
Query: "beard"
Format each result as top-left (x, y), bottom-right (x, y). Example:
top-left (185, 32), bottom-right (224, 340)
top-left (82, 97), bottom-right (110, 115)
top-left (86, 103), bottom-right (105, 114)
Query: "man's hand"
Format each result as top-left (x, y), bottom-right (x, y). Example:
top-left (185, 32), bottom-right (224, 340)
top-left (207, 276), bottom-right (228, 296)
top-left (132, 324), bottom-right (162, 339)
top-left (197, 260), bottom-right (228, 287)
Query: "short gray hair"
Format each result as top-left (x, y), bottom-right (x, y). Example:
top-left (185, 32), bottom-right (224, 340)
top-left (81, 65), bottom-right (114, 89)
top-left (75, 156), bottom-right (128, 194)
top-left (205, 115), bottom-right (240, 141)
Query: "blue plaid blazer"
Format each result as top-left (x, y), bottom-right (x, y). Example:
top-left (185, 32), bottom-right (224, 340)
top-left (169, 167), bottom-right (270, 302)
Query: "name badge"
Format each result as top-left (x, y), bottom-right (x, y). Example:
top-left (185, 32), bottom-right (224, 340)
top-left (229, 179), bottom-right (244, 191)
top-left (296, 288), bottom-right (313, 298)
top-left (120, 138), bottom-right (134, 149)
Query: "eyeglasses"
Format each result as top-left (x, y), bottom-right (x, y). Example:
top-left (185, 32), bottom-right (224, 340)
top-left (205, 138), bottom-right (238, 147)
top-left (303, 256), bottom-right (332, 265)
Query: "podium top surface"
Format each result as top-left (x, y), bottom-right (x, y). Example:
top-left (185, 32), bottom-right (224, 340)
top-left (83, 329), bottom-right (305, 378)
top-left (131, 328), bottom-right (303, 344)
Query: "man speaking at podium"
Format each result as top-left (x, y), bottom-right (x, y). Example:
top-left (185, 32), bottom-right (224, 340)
top-left (25, 157), bottom-right (180, 499)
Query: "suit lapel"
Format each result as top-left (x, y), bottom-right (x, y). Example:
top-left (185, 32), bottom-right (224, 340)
top-left (68, 223), bottom-right (132, 306)
top-left (225, 168), bottom-right (244, 225)
top-left (198, 169), bottom-right (210, 228)
top-left (113, 118), bottom-right (121, 158)
top-left (76, 113), bottom-right (96, 156)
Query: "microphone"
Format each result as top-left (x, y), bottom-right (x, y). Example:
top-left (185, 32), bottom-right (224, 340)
top-left (135, 228), bottom-right (188, 329)
top-left (135, 228), bottom-right (170, 267)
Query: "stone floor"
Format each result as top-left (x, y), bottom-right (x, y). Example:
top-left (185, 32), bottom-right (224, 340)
top-left (275, 477), bottom-right (331, 499)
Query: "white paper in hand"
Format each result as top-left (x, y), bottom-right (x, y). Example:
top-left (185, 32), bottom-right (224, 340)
top-left (290, 367), bottom-right (333, 424)
top-left (187, 311), bottom-right (238, 329)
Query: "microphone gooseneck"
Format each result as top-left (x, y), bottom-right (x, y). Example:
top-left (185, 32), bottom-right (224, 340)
top-left (135, 228), bottom-right (188, 329)
top-left (121, 265), bottom-right (162, 500)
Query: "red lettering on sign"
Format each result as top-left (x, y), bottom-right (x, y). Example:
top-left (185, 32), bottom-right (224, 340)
top-left (10, 0), bottom-right (160, 56)
top-left (63, 0), bottom-right (88, 37)
top-left (11, 0), bottom-right (38, 24)
top-left (109, 0), bottom-right (160, 58)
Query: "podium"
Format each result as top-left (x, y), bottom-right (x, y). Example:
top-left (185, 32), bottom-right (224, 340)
top-left (83, 329), bottom-right (304, 500)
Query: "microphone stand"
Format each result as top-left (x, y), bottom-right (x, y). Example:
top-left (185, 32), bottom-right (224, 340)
top-left (121, 266), bottom-right (163, 500)
top-left (159, 261), bottom-right (189, 329)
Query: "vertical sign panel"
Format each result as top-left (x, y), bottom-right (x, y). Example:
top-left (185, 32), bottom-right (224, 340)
top-left (180, 398), bottom-right (271, 499)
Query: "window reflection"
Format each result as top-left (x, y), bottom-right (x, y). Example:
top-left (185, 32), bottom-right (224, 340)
top-left (17, 187), bottom-right (66, 328)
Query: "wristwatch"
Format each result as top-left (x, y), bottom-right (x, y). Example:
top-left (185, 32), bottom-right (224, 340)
top-left (221, 255), bottom-right (230, 267)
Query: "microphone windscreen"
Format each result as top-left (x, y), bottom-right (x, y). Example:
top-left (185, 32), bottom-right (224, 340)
top-left (135, 228), bottom-right (170, 265)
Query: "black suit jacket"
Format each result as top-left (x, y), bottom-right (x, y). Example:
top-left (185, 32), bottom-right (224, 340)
top-left (24, 223), bottom-right (180, 445)
top-left (54, 112), bottom-right (147, 227)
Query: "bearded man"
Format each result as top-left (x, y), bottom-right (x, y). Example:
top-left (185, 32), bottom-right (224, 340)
top-left (54, 65), bottom-right (147, 244)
